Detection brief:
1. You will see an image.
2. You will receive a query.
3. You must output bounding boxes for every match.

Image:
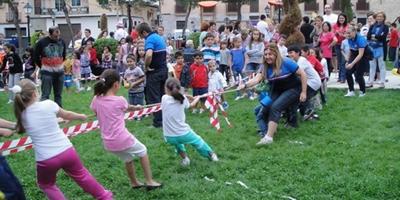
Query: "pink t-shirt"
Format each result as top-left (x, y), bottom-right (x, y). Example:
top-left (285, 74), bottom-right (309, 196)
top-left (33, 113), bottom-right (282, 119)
top-left (332, 24), bottom-right (348, 44)
top-left (90, 95), bottom-right (136, 151)
top-left (319, 32), bottom-right (336, 58)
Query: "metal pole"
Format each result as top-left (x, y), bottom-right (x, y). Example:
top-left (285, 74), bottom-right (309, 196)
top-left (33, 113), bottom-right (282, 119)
top-left (27, 15), bottom-right (31, 46)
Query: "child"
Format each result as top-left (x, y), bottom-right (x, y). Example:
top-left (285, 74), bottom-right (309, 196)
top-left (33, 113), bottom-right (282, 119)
top-left (219, 40), bottom-right (231, 85)
top-left (173, 51), bottom-right (184, 80)
top-left (245, 29), bottom-right (265, 100)
top-left (190, 51), bottom-right (208, 114)
top-left (136, 46), bottom-right (146, 71)
top-left (0, 118), bottom-right (27, 200)
top-left (124, 55), bottom-right (145, 108)
top-left (341, 38), bottom-right (351, 83)
top-left (91, 69), bottom-right (162, 190)
top-left (80, 45), bottom-right (92, 91)
top-left (102, 46), bottom-right (113, 70)
top-left (161, 77), bottom-right (218, 166)
top-left (64, 56), bottom-right (73, 94)
top-left (23, 47), bottom-right (35, 82)
top-left (311, 48), bottom-right (328, 105)
top-left (13, 79), bottom-right (113, 199)
top-left (72, 50), bottom-right (83, 92)
top-left (201, 33), bottom-right (221, 66)
top-left (2, 44), bottom-right (23, 104)
top-left (208, 59), bottom-right (228, 109)
top-left (278, 34), bottom-right (288, 57)
top-left (230, 37), bottom-right (246, 100)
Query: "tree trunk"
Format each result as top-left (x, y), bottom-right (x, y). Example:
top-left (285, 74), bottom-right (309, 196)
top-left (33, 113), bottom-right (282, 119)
top-left (182, 1), bottom-right (192, 38)
top-left (127, 3), bottom-right (133, 34)
top-left (8, 1), bottom-right (23, 55)
top-left (63, 4), bottom-right (75, 49)
top-left (236, 2), bottom-right (242, 21)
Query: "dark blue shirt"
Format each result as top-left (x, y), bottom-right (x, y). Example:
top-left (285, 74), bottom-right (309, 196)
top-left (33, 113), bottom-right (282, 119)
top-left (230, 48), bottom-right (246, 72)
top-left (265, 57), bottom-right (300, 92)
top-left (145, 32), bottom-right (167, 72)
top-left (348, 33), bottom-right (368, 51)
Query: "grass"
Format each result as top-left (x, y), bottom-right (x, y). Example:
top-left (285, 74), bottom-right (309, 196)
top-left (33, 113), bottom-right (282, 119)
top-left (1, 88), bottom-right (400, 200)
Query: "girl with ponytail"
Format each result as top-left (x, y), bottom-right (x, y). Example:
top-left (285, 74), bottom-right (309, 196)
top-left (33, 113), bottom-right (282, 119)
top-left (13, 79), bottom-right (113, 200)
top-left (91, 69), bottom-right (162, 190)
top-left (161, 77), bottom-right (219, 166)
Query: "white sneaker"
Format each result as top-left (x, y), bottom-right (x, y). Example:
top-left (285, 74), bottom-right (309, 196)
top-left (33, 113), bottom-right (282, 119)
top-left (210, 153), bottom-right (219, 162)
top-left (249, 96), bottom-right (256, 101)
top-left (344, 91), bottom-right (355, 97)
top-left (359, 92), bottom-right (366, 97)
top-left (199, 108), bottom-right (205, 114)
top-left (86, 87), bottom-right (91, 91)
top-left (181, 157), bottom-right (190, 166)
top-left (192, 109), bottom-right (198, 114)
top-left (7, 100), bottom-right (13, 104)
top-left (256, 135), bottom-right (273, 145)
top-left (234, 96), bottom-right (243, 101)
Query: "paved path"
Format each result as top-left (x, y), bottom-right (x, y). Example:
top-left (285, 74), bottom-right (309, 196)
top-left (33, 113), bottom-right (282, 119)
top-left (327, 70), bottom-right (400, 90)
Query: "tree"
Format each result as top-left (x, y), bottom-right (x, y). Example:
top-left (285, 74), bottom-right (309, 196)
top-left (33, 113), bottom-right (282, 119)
top-left (175, 0), bottom-right (199, 38)
top-left (0, 0), bottom-right (24, 55)
top-left (221, 0), bottom-right (250, 21)
top-left (63, 1), bottom-right (75, 49)
top-left (100, 13), bottom-right (109, 32)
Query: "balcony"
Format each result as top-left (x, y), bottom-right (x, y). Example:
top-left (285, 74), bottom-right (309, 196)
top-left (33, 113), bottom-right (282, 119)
top-left (6, 12), bottom-right (21, 23)
top-left (356, 0), bottom-right (369, 11)
top-left (37, 7), bottom-right (89, 15)
top-left (69, 6), bottom-right (89, 14)
top-left (304, 1), bottom-right (319, 12)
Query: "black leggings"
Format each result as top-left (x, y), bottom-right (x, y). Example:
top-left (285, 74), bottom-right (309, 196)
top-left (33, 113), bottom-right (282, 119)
top-left (346, 52), bottom-right (368, 93)
top-left (325, 58), bottom-right (333, 77)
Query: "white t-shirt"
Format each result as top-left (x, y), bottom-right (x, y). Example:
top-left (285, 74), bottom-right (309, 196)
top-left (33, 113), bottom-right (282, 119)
top-left (323, 14), bottom-right (338, 25)
top-left (22, 100), bottom-right (72, 161)
top-left (321, 58), bottom-right (329, 80)
top-left (161, 95), bottom-right (192, 137)
top-left (256, 20), bottom-right (269, 41)
top-left (208, 71), bottom-right (227, 92)
top-left (278, 44), bottom-right (288, 57)
top-left (115, 28), bottom-right (129, 42)
top-left (297, 56), bottom-right (322, 91)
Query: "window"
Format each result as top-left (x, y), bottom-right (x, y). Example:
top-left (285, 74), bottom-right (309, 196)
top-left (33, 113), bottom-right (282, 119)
top-left (176, 21), bottom-right (185, 29)
top-left (250, 0), bottom-right (259, 13)
top-left (72, 0), bottom-right (81, 6)
top-left (227, 2), bottom-right (238, 13)
top-left (175, 3), bottom-right (186, 13)
top-left (34, 0), bottom-right (41, 14)
top-left (55, 0), bottom-right (65, 11)
top-left (356, 0), bottom-right (369, 11)
top-left (332, 0), bottom-right (341, 11)
top-left (203, 7), bottom-right (215, 13)
top-left (304, 0), bottom-right (319, 12)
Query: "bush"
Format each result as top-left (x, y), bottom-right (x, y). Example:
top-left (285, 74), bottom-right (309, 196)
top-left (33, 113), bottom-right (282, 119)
top-left (188, 32), bottom-right (201, 49)
top-left (93, 38), bottom-right (118, 61)
top-left (30, 32), bottom-right (42, 47)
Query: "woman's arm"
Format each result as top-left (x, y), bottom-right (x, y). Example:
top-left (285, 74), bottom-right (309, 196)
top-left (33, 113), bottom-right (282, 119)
top-left (0, 118), bottom-right (16, 130)
top-left (346, 48), bottom-right (365, 69)
top-left (296, 68), bottom-right (308, 102)
top-left (238, 72), bottom-right (263, 90)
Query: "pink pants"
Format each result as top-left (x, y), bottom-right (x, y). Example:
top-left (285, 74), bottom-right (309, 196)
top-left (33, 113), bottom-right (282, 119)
top-left (36, 147), bottom-right (113, 200)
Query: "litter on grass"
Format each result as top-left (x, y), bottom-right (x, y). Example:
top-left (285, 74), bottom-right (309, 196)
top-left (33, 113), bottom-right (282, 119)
top-left (204, 176), bottom-right (215, 182)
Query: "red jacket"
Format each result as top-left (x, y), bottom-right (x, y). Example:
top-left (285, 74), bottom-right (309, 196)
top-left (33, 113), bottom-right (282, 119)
top-left (306, 55), bottom-right (325, 79)
top-left (190, 63), bottom-right (208, 88)
top-left (89, 48), bottom-right (99, 65)
top-left (389, 29), bottom-right (399, 48)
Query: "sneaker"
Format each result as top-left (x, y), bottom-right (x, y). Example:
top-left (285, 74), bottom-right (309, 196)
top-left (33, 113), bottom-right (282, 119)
top-left (7, 100), bottom-right (13, 104)
top-left (199, 108), bottom-right (205, 114)
top-left (359, 92), bottom-right (366, 97)
top-left (234, 96), bottom-right (242, 101)
top-left (256, 135), bottom-right (273, 145)
top-left (86, 87), bottom-right (91, 91)
top-left (312, 114), bottom-right (320, 120)
top-left (344, 91), bottom-right (355, 97)
top-left (365, 84), bottom-right (373, 88)
top-left (192, 109), bottom-right (198, 114)
top-left (249, 95), bottom-right (256, 101)
top-left (181, 157), bottom-right (190, 166)
top-left (222, 101), bottom-right (229, 110)
top-left (210, 153), bottom-right (219, 162)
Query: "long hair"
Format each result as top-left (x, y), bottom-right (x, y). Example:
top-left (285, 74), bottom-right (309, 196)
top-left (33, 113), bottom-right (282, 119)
top-left (165, 78), bottom-right (184, 104)
top-left (264, 43), bottom-right (283, 77)
top-left (337, 13), bottom-right (348, 27)
top-left (249, 29), bottom-right (263, 50)
top-left (93, 69), bottom-right (120, 96)
top-left (14, 79), bottom-right (37, 133)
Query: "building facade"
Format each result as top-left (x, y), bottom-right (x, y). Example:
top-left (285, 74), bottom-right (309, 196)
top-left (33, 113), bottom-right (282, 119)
top-left (160, 0), bottom-right (400, 36)
top-left (0, 0), bottom-right (158, 46)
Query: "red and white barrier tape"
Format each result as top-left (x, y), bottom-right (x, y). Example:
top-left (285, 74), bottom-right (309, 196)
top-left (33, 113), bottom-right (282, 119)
top-left (0, 104), bottom-right (161, 156)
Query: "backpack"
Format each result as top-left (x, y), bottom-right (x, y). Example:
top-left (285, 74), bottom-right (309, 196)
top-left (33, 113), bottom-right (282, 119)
top-left (180, 63), bottom-right (192, 88)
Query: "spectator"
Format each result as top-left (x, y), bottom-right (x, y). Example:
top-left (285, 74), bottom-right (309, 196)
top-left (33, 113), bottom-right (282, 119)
top-left (115, 22), bottom-right (129, 42)
top-left (81, 28), bottom-right (95, 47)
top-left (34, 26), bottom-right (66, 107)
top-left (318, 22), bottom-right (337, 77)
top-left (388, 23), bottom-right (398, 62)
top-left (323, 4), bottom-right (338, 25)
top-left (333, 13), bottom-right (349, 83)
top-left (136, 22), bottom-right (168, 128)
top-left (301, 16), bottom-right (315, 46)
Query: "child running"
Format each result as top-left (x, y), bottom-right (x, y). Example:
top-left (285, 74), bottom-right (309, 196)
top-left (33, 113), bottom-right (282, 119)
top-left (91, 69), bottom-right (162, 190)
top-left (13, 79), bottom-right (112, 200)
top-left (161, 77), bottom-right (219, 166)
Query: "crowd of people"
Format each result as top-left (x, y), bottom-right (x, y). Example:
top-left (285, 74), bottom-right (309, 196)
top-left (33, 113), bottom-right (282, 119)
top-left (0, 5), bottom-right (400, 199)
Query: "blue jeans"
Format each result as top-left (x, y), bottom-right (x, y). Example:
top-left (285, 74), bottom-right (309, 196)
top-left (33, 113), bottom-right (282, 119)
top-left (40, 70), bottom-right (64, 107)
top-left (255, 105), bottom-right (268, 137)
top-left (128, 92), bottom-right (144, 105)
top-left (164, 131), bottom-right (214, 158)
top-left (335, 45), bottom-right (346, 81)
top-left (0, 156), bottom-right (26, 200)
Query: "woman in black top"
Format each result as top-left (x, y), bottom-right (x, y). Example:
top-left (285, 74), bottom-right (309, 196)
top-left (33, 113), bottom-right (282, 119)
top-left (1, 44), bottom-right (22, 104)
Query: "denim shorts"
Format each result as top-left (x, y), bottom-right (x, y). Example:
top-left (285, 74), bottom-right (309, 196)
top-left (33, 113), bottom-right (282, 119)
top-left (192, 87), bottom-right (208, 102)
top-left (128, 92), bottom-right (144, 105)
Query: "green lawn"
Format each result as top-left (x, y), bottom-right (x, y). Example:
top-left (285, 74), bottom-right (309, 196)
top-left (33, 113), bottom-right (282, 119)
top-left (1, 88), bottom-right (400, 200)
